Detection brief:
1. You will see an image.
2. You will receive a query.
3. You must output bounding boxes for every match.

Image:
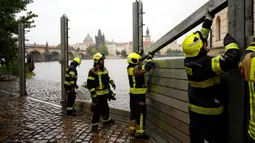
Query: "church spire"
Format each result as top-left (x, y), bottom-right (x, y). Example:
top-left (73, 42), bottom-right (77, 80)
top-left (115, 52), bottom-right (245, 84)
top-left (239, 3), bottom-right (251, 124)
top-left (146, 27), bottom-right (150, 36)
top-left (145, 27), bottom-right (151, 41)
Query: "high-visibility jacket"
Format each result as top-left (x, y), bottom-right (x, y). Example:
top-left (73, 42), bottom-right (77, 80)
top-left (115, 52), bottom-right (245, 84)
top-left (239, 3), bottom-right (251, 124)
top-left (185, 19), bottom-right (240, 115)
top-left (127, 60), bottom-right (154, 95)
top-left (87, 67), bottom-right (111, 98)
top-left (245, 45), bottom-right (255, 140)
top-left (64, 63), bottom-right (78, 89)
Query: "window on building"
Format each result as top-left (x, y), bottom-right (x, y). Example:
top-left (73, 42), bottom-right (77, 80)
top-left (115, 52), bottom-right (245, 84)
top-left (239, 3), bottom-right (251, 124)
top-left (216, 16), bottom-right (221, 41)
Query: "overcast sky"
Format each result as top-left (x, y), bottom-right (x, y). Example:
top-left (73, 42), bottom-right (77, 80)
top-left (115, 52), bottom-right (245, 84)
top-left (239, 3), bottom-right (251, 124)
top-left (22, 0), bottom-right (209, 45)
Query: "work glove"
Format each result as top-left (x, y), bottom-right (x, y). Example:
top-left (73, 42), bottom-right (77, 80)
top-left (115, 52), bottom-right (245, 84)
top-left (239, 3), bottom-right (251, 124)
top-left (66, 88), bottom-right (75, 95)
top-left (90, 101), bottom-right (98, 112)
top-left (147, 52), bottom-right (154, 60)
top-left (138, 49), bottom-right (144, 56)
top-left (223, 33), bottom-right (236, 47)
top-left (107, 91), bottom-right (116, 101)
top-left (205, 10), bottom-right (214, 21)
top-left (108, 96), bottom-right (116, 101)
top-left (92, 96), bottom-right (98, 103)
top-left (90, 91), bottom-right (97, 100)
top-left (109, 79), bottom-right (116, 90)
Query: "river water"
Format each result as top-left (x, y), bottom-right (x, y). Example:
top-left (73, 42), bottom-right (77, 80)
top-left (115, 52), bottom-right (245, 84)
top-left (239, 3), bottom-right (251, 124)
top-left (28, 59), bottom-right (130, 110)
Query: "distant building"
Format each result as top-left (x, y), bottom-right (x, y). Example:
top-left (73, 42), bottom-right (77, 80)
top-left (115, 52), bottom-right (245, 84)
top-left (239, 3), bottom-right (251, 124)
top-left (72, 33), bottom-right (95, 51)
top-left (95, 29), bottom-right (106, 48)
top-left (83, 34), bottom-right (93, 46)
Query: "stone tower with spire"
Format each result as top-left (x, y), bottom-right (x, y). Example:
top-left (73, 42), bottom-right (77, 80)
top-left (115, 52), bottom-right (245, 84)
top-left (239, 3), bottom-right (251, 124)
top-left (145, 27), bottom-right (151, 41)
top-left (95, 29), bottom-right (106, 48)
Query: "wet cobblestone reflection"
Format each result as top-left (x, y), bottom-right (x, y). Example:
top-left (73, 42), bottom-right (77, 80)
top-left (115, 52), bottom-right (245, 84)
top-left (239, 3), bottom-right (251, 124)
top-left (0, 92), bottom-right (151, 143)
top-left (0, 78), bottom-right (129, 110)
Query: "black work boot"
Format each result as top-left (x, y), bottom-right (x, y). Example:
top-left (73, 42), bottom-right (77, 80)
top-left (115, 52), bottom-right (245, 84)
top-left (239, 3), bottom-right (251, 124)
top-left (102, 118), bottom-right (115, 125)
top-left (66, 110), bottom-right (73, 116)
top-left (73, 109), bottom-right (77, 114)
top-left (135, 133), bottom-right (150, 140)
top-left (92, 125), bottom-right (98, 132)
top-left (66, 110), bottom-right (76, 117)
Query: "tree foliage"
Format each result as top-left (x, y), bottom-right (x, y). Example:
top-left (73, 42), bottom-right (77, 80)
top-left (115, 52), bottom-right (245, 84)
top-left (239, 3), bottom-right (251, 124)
top-left (120, 50), bottom-right (127, 57)
top-left (97, 45), bottom-right (109, 56)
top-left (85, 45), bottom-right (109, 56)
top-left (0, 0), bottom-right (37, 76)
top-left (56, 44), bottom-right (74, 50)
top-left (0, 0), bottom-right (38, 58)
top-left (86, 45), bottom-right (97, 56)
top-left (115, 50), bottom-right (120, 55)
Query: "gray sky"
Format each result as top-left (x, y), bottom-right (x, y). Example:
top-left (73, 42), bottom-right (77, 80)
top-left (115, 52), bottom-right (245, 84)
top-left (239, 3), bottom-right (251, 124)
top-left (23, 0), bottom-right (208, 45)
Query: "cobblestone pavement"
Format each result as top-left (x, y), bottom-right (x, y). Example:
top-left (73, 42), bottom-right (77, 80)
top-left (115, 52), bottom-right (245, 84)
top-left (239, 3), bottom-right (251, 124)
top-left (0, 92), bottom-right (151, 143)
top-left (0, 78), bottom-right (129, 110)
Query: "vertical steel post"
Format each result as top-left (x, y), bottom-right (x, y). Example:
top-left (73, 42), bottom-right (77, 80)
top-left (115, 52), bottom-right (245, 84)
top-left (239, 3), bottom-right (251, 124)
top-left (18, 23), bottom-right (26, 96)
top-left (65, 17), bottom-right (69, 62)
top-left (245, 0), bottom-right (254, 45)
top-left (60, 15), bottom-right (69, 111)
top-left (227, 0), bottom-right (253, 142)
top-left (138, 1), bottom-right (144, 53)
top-left (133, 1), bottom-right (139, 53)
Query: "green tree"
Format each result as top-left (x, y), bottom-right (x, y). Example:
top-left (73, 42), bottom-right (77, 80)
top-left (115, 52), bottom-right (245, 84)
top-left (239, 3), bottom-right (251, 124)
top-left (85, 46), bottom-right (97, 56)
top-left (121, 50), bottom-right (127, 57)
top-left (0, 0), bottom-right (38, 76)
top-left (98, 45), bottom-right (109, 56)
top-left (56, 44), bottom-right (74, 50)
top-left (0, 0), bottom-right (38, 57)
top-left (115, 50), bottom-right (120, 55)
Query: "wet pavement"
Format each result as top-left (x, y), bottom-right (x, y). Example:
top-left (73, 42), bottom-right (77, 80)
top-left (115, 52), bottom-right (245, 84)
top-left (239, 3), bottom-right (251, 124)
top-left (0, 91), bottom-right (151, 143)
top-left (0, 78), bottom-right (129, 111)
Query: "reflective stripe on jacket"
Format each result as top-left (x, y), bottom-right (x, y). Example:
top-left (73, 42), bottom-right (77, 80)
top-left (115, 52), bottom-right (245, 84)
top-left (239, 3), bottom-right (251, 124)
top-left (87, 67), bottom-right (111, 98)
top-left (127, 60), bottom-right (153, 94)
top-left (64, 64), bottom-right (77, 89)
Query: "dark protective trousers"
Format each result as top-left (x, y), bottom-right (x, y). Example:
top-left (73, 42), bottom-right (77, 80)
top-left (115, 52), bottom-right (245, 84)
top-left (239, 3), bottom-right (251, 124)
top-left (189, 110), bottom-right (227, 143)
top-left (91, 95), bottom-right (110, 125)
top-left (66, 89), bottom-right (76, 110)
top-left (130, 94), bottom-right (147, 133)
top-left (247, 135), bottom-right (255, 143)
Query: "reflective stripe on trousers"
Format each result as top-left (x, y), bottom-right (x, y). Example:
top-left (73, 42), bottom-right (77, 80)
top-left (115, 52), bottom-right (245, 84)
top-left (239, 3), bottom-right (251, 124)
top-left (188, 103), bottom-right (224, 115)
top-left (130, 88), bottom-right (147, 94)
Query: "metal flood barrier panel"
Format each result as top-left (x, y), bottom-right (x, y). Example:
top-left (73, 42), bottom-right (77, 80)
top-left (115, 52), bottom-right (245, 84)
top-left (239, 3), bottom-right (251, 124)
top-left (145, 58), bottom-right (189, 143)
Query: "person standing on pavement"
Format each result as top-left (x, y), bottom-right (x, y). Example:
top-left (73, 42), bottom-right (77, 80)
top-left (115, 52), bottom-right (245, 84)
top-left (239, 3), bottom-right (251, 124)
top-left (64, 57), bottom-right (81, 116)
top-left (181, 11), bottom-right (241, 143)
top-left (126, 50), bottom-right (154, 139)
top-left (238, 37), bottom-right (255, 143)
top-left (87, 52), bottom-right (116, 131)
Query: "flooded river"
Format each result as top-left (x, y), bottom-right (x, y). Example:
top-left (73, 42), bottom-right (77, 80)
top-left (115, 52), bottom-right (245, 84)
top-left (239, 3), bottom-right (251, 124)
top-left (28, 59), bottom-right (130, 110)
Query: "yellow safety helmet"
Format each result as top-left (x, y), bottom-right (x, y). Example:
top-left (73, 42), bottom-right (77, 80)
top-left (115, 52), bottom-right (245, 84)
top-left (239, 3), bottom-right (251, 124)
top-left (182, 31), bottom-right (205, 57)
top-left (93, 53), bottom-right (105, 64)
top-left (127, 52), bottom-right (141, 65)
top-left (73, 57), bottom-right (81, 65)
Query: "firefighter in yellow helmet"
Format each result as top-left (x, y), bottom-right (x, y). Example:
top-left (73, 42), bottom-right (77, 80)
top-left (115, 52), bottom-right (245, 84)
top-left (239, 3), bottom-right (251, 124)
top-left (87, 52), bottom-right (116, 131)
top-left (127, 50), bottom-right (154, 139)
top-left (182, 12), bottom-right (241, 143)
top-left (239, 37), bottom-right (255, 142)
top-left (64, 57), bottom-right (81, 116)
